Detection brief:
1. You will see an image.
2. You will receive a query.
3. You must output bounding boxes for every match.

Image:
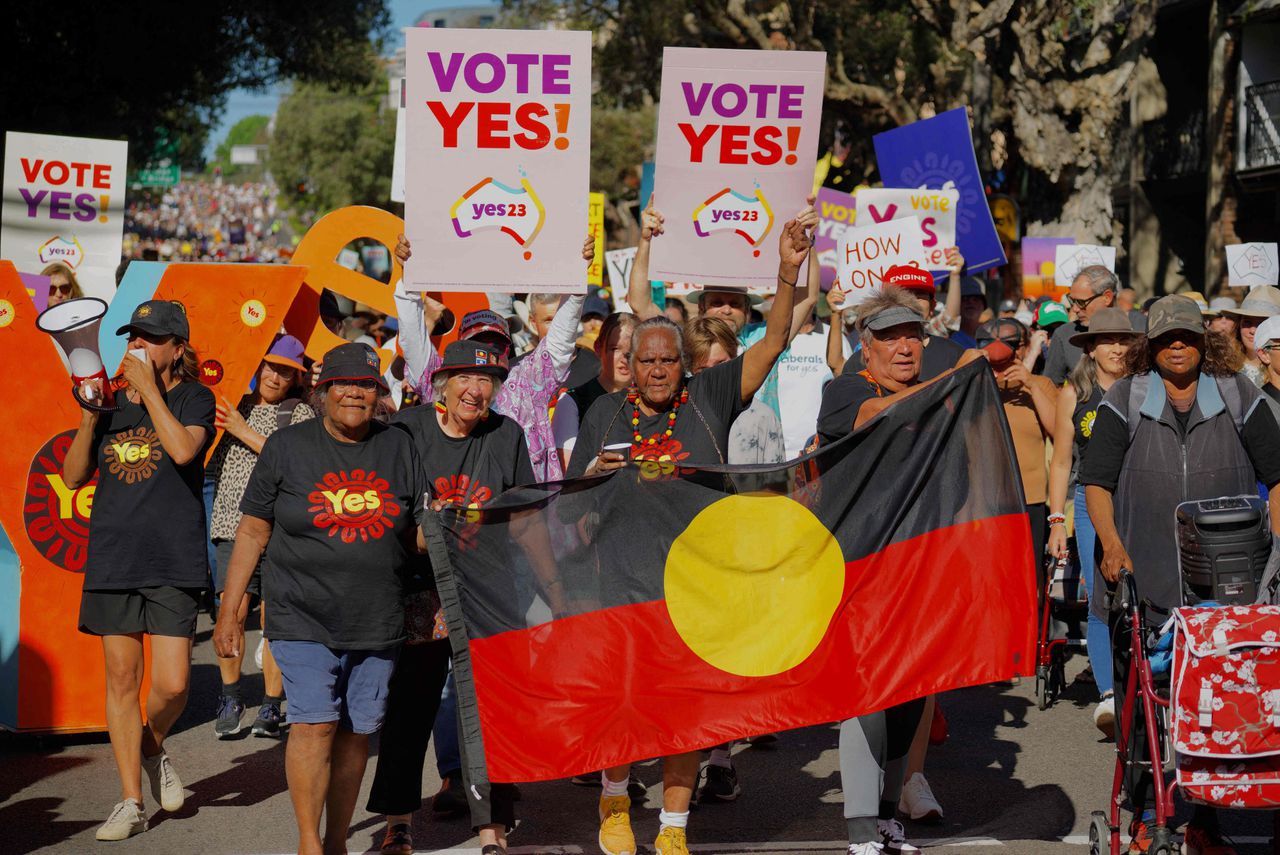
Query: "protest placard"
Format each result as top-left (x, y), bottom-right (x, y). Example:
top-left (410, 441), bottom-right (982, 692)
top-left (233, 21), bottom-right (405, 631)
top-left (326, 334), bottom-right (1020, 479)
top-left (588, 192), bottom-right (605, 286)
top-left (1021, 237), bottom-right (1074, 299)
top-left (605, 247), bottom-right (638, 298)
top-left (1054, 244), bottom-right (1116, 290)
top-left (1225, 243), bottom-right (1279, 289)
top-left (854, 187), bottom-right (958, 272)
top-left (814, 187), bottom-right (857, 290)
top-left (836, 217), bottom-right (928, 308)
top-left (650, 48), bottom-right (826, 287)
top-left (403, 28), bottom-right (592, 292)
top-left (2, 132), bottom-right (128, 301)
top-left (873, 108), bottom-right (1005, 274)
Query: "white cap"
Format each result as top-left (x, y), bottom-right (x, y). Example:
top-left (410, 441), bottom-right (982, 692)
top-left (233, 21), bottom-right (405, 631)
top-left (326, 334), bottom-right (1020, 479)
top-left (1255, 315), bottom-right (1280, 352)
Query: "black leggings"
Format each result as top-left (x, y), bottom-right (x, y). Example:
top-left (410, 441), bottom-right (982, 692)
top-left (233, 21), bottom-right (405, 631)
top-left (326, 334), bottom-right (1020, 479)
top-left (366, 639), bottom-right (452, 816)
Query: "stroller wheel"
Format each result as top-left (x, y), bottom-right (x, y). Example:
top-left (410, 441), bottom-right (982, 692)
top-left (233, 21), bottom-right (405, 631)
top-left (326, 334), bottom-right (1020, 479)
top-left (1088, 811), bottom-right (1110, 855)
top-left (1036, 665), bottom-right (1050, 711)
top-left (1149, 825), bottom-right (1174, 855)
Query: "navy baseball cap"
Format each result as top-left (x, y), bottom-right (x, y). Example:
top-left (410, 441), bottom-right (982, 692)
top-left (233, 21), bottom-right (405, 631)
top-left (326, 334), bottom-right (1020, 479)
top-left (317, 342), bottom-right (388, 391)
top-left (435, 339), bottom-right (509, 380)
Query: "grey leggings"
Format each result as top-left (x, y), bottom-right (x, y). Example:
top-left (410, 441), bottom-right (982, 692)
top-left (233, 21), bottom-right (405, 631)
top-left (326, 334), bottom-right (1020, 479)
top-left (839, 698), bottom-right (926, 844)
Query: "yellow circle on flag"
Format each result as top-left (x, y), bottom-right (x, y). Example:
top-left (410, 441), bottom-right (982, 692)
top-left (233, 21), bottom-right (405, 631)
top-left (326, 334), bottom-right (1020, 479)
top-left (0, 299), bottom-right (15, 328)
top-left (240, 299), bottom-right (267, 327)
top-left (664, 492), bottom-right (845, 677)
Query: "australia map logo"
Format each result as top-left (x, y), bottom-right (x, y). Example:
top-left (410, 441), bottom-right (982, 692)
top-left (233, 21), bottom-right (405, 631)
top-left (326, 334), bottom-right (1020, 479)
top-left (692, 185), bottom-right (774, 257)
top-left (450, 170), bottom-right (546, 260)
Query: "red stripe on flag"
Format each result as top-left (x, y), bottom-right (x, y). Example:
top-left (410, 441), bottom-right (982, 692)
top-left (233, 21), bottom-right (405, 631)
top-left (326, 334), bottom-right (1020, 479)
top-left (468, 512), bottom-right (1036, 782)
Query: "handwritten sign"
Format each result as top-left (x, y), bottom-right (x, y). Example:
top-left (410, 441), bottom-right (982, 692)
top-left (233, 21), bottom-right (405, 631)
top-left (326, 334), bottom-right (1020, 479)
top-left (2, 132), bottom-right (128, 300)
top-left (588, 192), bottom-right (605, 286)
top-left (854, 187), bottom-right (958, 272)
top-left (836, 217), bottom-right (928, 308)
top-left (1054, 244), bottom-right (1116, 290)
top-left (650, 48), bottom-right (825, 286)
top-left (1226, 243), bottom-right (1279, 289)
top-left (404, 28), bottom-right (592, 293)
top-left (605, 247), bottom-right (638, 298)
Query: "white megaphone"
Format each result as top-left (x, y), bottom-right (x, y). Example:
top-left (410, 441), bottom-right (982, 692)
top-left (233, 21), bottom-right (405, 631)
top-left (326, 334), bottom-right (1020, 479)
top-left (36, 297), bottom-right (119, 412)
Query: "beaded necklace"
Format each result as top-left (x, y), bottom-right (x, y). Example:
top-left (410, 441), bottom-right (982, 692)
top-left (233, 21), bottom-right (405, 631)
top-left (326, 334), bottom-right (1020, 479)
top-left (629, 386), bottom-right (688, 447)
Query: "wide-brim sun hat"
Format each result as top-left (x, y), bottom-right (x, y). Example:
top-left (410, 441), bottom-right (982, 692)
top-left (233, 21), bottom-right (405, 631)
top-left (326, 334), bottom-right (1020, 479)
top-left (683, 285), bottom-right (764, 307)
top-left (1068, 307), bottom-right (1144, 347)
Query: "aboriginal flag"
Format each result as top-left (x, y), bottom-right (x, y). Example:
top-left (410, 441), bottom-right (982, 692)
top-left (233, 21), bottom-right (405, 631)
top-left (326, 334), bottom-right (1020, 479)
top-left (423, 360), bottom-right (1035, 787)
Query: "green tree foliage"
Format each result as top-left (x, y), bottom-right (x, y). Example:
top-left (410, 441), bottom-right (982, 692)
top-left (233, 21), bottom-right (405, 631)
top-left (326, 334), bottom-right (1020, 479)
top-left (3, 1), bottom-right (390, 168)
top-left (268, 59), bottom-right (396, 215)
top-left (210, 115), bottom-right (273, 177)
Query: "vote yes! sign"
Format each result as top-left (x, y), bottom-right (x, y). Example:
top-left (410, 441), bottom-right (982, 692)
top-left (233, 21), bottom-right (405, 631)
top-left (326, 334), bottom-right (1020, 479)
top-left (404, 28), bottom-right (591, 293)
top-left (651, 48), bottom-right (825, 288)
top-left (855, 187), bottom-right (958, 272)
top-left (1, 132), bottom-right (127, 301)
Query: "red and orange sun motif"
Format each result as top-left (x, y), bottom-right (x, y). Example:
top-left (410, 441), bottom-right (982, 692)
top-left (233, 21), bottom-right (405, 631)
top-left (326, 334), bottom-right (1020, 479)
top-left (307, 469), bottom-right (400, 543)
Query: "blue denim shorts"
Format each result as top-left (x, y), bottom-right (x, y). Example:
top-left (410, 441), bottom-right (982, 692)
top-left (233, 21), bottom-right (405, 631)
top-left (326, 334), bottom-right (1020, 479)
top-left (270, 641), bottom-right (399, 734)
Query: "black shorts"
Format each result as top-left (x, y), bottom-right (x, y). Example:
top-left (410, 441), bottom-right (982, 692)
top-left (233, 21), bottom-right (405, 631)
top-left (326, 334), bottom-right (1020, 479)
top-left (78, 586), bottom-right (202, 638)
top-left (213, 539), bottom-right (262, 605)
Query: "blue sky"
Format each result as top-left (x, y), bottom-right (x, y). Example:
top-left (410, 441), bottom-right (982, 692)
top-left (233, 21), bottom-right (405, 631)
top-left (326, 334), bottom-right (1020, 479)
top-left (206, 0), bottom-right (496, 157)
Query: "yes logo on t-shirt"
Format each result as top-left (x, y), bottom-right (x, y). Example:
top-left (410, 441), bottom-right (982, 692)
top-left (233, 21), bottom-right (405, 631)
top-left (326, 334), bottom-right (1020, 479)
top-left (308, 469), bottom-right (401, 543)
top-left (107, 427), bottom-right (162, 484)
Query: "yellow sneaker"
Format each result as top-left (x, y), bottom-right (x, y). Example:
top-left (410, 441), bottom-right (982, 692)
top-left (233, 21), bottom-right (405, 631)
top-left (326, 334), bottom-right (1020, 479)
top-left (598, 795), bottom-right (635, 855)
top-left (654, 826), bottom-right (689, 855)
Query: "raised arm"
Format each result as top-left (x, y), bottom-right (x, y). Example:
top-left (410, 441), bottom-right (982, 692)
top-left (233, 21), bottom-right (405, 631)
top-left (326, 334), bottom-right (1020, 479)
top-left (940, 247), bottom-right (964, 330)
top-left (826, 283), bottom-right (849, 375)
top-left (393, 234), bottom-right (445, 396)
top-left (1046, 384), bottom-right (1078, 559)
top-left (787, 223), bottom-right (821, 345)
top-left (740, 201), bottom-right (819, 404)
top-left (626, 197), bottom-right (664, 321)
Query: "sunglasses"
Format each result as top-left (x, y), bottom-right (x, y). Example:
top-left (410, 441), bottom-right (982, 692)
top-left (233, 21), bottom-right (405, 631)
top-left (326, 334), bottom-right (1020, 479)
top-left (49, 283), bottom-right (73, 295)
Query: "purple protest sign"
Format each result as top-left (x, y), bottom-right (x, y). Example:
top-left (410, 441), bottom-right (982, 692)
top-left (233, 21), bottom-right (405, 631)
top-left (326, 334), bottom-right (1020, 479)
top-left (814, 187), bottom-right (857, 290)
top-left (650, 48), bottom-right (826, 287)
top-left (873, 108), bottom-right (1006, 275)
top-left (20, 273), bottom-right (50, 312)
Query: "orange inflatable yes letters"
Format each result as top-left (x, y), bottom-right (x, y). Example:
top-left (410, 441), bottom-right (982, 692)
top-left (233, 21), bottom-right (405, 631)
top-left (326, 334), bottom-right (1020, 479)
top-left (284, 206), bottom-right (488, 372)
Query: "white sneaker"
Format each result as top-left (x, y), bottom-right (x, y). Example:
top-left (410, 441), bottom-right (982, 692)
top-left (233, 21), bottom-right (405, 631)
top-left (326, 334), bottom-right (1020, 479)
top-left (877, 818), bottom-right (919, 854)
top-left (95, 798), bottom-right (147, 841)
top-left (898, 772), bottom-right (943, 822)
top-left (847, 842), bottom-right (885, 855)
top-left (142, 752), bottom-right (185, 812)
top-left (1094, 695), bottom-right (1116, 739)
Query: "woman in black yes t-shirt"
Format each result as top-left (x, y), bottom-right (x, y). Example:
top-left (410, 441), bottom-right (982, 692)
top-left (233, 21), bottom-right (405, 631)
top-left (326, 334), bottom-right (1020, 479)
top-left (61, 299), bottom-right (215, 841)
top-left (213, 343), bottom-right (430, 855)
top-left (369, 339), bottom-right (552, 855)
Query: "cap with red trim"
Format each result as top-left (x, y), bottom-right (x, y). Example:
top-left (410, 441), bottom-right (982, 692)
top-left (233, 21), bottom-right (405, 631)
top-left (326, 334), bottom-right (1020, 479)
top-left (883, 265), bottom-right (934, 295)
top-left (459, 309), bottom-right (511, 344)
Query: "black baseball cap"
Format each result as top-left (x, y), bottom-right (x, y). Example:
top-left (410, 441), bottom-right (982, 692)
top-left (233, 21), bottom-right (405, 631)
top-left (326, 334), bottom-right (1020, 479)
top-left (434, 339), bottom-right (510, 380)
top-left (317, 342), bottom-right (388, 391)
top-left (115, 299), bottom-right (190, 340)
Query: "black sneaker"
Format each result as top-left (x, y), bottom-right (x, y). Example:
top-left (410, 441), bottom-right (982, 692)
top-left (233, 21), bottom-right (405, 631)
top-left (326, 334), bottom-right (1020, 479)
top-left (627, 773), bottom-right (647, 800)
top-left (251, 701), bottom-right (284, 738)
top-left (214, 695), bottom-right (245, 739)
top-left (432, 770), bottom-right (468, 817)
top-left (695, 763), bottom-right (740, 804)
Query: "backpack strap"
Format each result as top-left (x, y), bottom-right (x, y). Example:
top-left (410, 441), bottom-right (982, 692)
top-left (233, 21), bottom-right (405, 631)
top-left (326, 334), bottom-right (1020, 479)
top-left (1213, 374), bottom-right (1248, 435)
top-left (1124, 374), bottom-right (1148, 444)
top-left (276, 398), bottom-right (302, 432)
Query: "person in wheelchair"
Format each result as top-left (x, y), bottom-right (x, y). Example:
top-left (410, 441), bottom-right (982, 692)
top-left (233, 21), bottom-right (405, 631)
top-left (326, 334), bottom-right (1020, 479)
top-left (1082, 295), bottom-right (1280, 854)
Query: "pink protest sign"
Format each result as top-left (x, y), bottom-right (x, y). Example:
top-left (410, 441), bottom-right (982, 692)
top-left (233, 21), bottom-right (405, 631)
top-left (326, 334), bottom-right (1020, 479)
top-left (403, 28), bottom-right (592, 293)
top-left (650, 48), bottom-right (826, 287)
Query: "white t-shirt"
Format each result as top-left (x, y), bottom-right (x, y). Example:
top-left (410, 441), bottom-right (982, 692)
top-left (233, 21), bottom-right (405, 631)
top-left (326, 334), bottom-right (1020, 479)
top-left (776, 329), bottom-right (851, 459)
